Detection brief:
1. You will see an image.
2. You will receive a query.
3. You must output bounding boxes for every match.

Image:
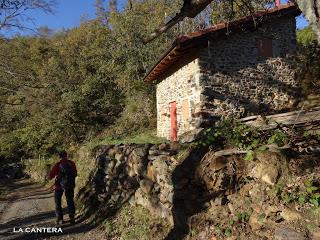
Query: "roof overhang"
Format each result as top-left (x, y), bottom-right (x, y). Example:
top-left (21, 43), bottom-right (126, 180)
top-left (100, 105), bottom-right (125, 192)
top-left (143, 3), bottom-right (301, 83)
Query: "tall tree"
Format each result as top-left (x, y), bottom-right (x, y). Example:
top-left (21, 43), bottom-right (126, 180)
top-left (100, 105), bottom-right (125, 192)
top-left (109, 0), bottom-right (117, 13)
top-left (95, 0), bottom-right (107, 24)
top-left (0, 0), bottom-right (55, 31)
top-left (0, 20), bottom-right (126, 160)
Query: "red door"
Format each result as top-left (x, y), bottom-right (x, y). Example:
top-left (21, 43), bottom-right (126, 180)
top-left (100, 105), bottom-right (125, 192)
top-left (170, 101), bottom-right (177, 142)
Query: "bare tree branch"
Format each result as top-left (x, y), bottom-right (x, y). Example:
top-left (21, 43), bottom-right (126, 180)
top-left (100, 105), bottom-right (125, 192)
top-left (0, 0), bottom-right (56, 31)
top-left (143, 0), bottom-right (279, 44)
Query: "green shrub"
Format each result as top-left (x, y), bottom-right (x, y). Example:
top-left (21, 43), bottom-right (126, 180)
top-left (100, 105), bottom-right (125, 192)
top-left (23, 156), bottom-right (57, 183)
top-left (198, 120), bottom-right (264, 152)
top-left (0, 132), bottom-right (25, 163)
top-left (105, 93), bottom-right (156, 138)
top-left (270, 178), bottom-right (320, 208)
top-left (297, 27), bottom-right (317, 46)
top-left (296, 27), bottom-right (320, 94)
top-left (267, 130), bottom-right (288, 147)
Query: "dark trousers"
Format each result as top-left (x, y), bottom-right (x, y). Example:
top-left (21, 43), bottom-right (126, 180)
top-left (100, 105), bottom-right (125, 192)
top-left (54, 188), bottom-right (75, 220)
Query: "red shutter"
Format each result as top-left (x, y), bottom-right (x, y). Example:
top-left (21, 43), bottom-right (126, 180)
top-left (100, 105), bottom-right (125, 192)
top-left (257, 38), bottom-right (273, 58)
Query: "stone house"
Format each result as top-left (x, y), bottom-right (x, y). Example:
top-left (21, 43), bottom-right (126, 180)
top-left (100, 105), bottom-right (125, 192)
top-left (143, 4), bottom-right (301, 141)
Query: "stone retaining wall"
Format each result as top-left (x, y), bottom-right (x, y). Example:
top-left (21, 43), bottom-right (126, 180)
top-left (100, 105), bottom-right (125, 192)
top-left (89, 143), bottom-right (204, 224)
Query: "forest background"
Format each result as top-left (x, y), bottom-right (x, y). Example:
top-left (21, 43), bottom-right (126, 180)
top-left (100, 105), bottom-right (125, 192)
top-left (0, 0), bottom-right (319, 163)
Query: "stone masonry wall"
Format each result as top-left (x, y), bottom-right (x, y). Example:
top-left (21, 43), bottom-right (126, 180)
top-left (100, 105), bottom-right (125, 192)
top-left (156, 58), bottom-right (202, 140)
top-left (86, 143), bottom-right (206, 226)
top-left (198, 16), bottom-right (299, 123)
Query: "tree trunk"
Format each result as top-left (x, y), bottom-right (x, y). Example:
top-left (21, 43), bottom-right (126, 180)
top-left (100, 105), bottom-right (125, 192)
top-left (296, 0), bottom-right (320, 43)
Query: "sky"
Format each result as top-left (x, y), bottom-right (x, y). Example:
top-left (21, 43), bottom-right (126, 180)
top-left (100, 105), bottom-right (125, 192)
top-left (1, 0), bottom-right (126, 36)
top-left (1, 0), bottom-right (309, 36)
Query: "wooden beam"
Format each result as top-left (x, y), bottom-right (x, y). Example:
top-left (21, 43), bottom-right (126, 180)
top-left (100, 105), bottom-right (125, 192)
top-left (239, 108), bottom-right (320, 130)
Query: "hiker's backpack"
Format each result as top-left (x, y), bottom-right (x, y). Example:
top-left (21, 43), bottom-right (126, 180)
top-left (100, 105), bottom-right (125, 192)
top-left (57, 161), bottom-right (75, 190)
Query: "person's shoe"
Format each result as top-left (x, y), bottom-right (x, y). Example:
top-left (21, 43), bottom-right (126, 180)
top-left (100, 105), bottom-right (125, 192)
top-left (69, 215), bottom-right (75, 225)
top-left (70, 218), bottom-right (75, 225)
top-left (56, 218), bottom-right (63, 225)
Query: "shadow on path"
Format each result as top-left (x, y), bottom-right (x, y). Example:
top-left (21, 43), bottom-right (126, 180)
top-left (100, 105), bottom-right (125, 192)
top-left (0, 210), bottom-right (56, 232)
top-left (7, 213), bottom-right (95, 240)
top-left (0, 179), bottom-right (95, 240)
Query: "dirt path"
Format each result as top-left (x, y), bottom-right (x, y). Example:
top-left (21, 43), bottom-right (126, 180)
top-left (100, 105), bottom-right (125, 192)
top-left (0, 179), bottom-right (106, 240)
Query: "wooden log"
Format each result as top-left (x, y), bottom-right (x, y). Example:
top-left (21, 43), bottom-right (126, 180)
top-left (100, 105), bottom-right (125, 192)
top-left (239, 109), bottom-right (320, 130)
top-left (214, 149), bottom-right (247, 157)
top-left (213, 144), bottom-right (291, 157)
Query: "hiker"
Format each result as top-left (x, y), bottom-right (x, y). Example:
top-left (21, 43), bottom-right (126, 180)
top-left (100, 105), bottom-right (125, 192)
top-left (48, 150), bottom-right (77, 225)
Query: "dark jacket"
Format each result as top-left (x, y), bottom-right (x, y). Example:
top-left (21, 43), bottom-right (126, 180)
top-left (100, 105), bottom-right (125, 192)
top-left (48, 159), bottom-right (77, 190)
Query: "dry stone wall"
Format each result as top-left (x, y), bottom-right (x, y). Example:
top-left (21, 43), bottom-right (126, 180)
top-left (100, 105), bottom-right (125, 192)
top-left (198, 16), bottom-right (299, 123)
top-left (88, 143), bottom-right (204, 225)
top-left (79, 140), bottom-right (320, 239)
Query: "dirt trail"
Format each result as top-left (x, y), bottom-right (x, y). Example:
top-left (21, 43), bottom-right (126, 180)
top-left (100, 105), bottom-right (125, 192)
top-left (0, 179), bottom-right (105, 240)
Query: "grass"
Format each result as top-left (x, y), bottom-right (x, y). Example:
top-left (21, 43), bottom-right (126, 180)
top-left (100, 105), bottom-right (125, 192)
top-left (86, 129), bottom-right (167, 151)
top-left (73, 146), bottom-right (97, 195)
top-left (103, 203), bottom-right (171, 240)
